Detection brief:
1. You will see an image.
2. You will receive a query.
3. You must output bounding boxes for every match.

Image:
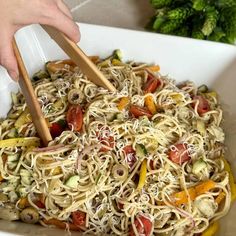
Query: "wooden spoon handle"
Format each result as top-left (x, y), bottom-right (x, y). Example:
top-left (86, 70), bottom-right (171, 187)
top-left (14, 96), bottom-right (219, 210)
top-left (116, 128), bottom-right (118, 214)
top-left (13, 38), bottom-right (52, 146)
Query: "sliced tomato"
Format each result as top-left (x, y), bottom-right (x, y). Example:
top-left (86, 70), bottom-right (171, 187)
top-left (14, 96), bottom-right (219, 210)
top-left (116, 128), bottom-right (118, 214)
top-left (66, 105), bottom-right (83, 132)
top-left (35, 200), bottom-right (45, 209)
top-left (34, 194), bottom-right (45, 208)
top-left (123, 145), bottom-right (135, 154)
top-left (72, 210), bottom-right (86, 227)
top-left (130, 105), bottom-right (152, 119)
top-left (192, 95), bottom-right (210, 116)
top-left (149, 160), bottom-right (155, 170)
top-left (130, 215), bottom-right (152, 236)
top-left (99, 136), bottom-right (115, 152)
top-left (169, 143), bottom-right (190, 165)
top-left (97, 126), bottom-right (115, 152)
top-left (144, 77), bottom-right (160, 93)
top-left (50, 123), bottom-right (63, 138)
top-left (123, 145), bottom-right (137, 168)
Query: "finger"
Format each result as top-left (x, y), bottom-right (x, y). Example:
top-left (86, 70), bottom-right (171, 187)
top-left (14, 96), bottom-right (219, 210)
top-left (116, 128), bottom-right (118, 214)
top-left (44, 9), bottom-right (80, 43)
top-left (56, 0), bottom-right (73, 19)
top-left (0, 32), bottom-right (19, 81)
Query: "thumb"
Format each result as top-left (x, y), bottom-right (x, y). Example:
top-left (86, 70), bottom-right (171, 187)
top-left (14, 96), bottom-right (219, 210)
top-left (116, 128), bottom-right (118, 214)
top-left (0, 33), bottom-right (19, 81)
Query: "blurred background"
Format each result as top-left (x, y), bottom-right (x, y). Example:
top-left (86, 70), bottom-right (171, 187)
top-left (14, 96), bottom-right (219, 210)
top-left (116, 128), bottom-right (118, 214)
top-left (65, 0), bottom-right (154, 30)
top-left (64, 0), bottom-right (236, 45)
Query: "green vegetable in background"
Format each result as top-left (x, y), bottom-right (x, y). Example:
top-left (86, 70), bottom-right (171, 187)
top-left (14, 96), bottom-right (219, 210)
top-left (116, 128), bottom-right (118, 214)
top-left (217, 0), bottom-right (236, 8)
top-left (192, 29), bottom-right (205, 39)
top-left (221, 7), bottom-right (236, 44)
top-left (192, 0), bottom-right (207, 11)
top-left (160, 19), bottom-right (183, 34)
top-left (150, 0), bottom-right (173, 8)
top-left (174, 25), bottom-right (190, 37)
top-left (148, 0), bottom-right (236, 44)
top-left (152, 8), bottom-right (168, 30)
top-left (201, 7), bottom-right (219, 36)
top-left (167, 7), bottom-right (194, 20)
top-left (208, 27), bottom-right (225, 42)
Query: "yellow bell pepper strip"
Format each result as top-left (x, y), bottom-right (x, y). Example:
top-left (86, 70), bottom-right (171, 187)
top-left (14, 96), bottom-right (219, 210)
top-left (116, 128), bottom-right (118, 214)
top-left (172, 187), bottom-right (196, 206)
top-left (43, 219), bottom-right (82, 231)
top-left (202, 221), bottom-right (219, 236)
top-left (222, 157), bottom-right (236, 202)
top-left (14, 108), bottom-right (32, 128)
top-left (205, 91), bottom-right (217, 99)
top-left (0, 137), bottom-right (40, 148)
top-left (145, 65), bottom-right (160, 72)
top-left (45, 165), bottom-right (61, 176)
top-left (18, 197), bottom-right (30, 209)
top-left (0, 175), bottom-right (4, 182)
top-left (117, 97), bottom-right (130, 111)
top-left (52, 167), bottom-right (62, 175)
top-left (112, 59), bottom-right (123, 66)
top-left (215, 191), bottom-right (226, 204)
top-left (195, 180), bottom-right (216, 196)
top-left (171, 180), bottom-right (216, 206)
top-left (144, 95), bottom-right (157, 115)
top-left (137, 159), bottom-right (147, 190)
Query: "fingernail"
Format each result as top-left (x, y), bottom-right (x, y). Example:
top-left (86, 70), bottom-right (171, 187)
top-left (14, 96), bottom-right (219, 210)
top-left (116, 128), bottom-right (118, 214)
top-left (8, 70), bottom-right (19, 82)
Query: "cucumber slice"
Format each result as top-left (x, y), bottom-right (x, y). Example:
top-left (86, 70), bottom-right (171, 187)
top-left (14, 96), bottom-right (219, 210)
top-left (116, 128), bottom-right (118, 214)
top-left (65, 175), bottom-right (80, 188)
top-left (8, 162), bottom-right (18, 170)
top-left (32, 70), bottom-right (49, 81)
top-left (192, 159), bottom-right (207, 175)
top-left (8, 191), bottom-right (18, 203)
top-left (113, 49), bottom-right (122, 61)
top-left (198, 85), bottom-right (208, 93)
top-left (135, 144), bottom-right (147, 158)
top-left (116, 113), bottom-right (124, 121)
top-left (20, 169), bottom-right (32, 185)
top-left (7, 154), bottom-right (19, 162)
top-left (16, 185), bottom-right (28, 198)
top-left (7, 128), bottom-right (18, 138)
top-left (196, 120), bottom-right (206, 135)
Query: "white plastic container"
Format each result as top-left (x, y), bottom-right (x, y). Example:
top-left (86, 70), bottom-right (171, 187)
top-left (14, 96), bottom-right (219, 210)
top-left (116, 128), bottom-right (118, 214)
top-left (0, 23), bottom-right (236, 235)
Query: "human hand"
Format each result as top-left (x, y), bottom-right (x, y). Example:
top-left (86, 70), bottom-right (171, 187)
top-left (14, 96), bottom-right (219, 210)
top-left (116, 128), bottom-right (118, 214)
top-left (0, 0), bottom-right (80, 81)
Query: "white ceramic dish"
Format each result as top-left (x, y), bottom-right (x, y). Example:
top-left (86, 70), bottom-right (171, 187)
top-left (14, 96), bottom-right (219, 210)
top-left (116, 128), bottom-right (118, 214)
top-left (0, 23), bottom-right (236, 235)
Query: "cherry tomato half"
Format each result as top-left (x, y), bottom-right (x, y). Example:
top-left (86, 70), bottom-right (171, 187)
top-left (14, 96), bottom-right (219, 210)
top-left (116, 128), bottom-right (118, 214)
top-left (130, 215), bottom-right (152, 236)
top-left (97, 126), bottom-right (115, 152)
top-left (192, 95), bottom-right (210, 116)
top-left (66, 105), bottom-right (83, 132)
top-left (35, 200), bottom-right (45, 209)
top-left (123, 145), bottom-right (137, 168)
top-left (144, 77), bottom-right (160, 94)
top-left (130, 105), bottom-right (152, 119)
top-left (72, 210), bottom-right (86, 227)
top-left (50, 123), bottom-right (64, 138)
top-left (169, 143), bottom-right (190, 165)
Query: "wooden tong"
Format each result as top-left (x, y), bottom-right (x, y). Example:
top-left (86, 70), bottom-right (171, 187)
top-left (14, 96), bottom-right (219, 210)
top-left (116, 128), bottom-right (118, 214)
top-left (41, 25), bottom-right (116, 92)
top-left (13, 25), bottom-right (116, 146)
top-left (12, 39), bottom-right (52, 146)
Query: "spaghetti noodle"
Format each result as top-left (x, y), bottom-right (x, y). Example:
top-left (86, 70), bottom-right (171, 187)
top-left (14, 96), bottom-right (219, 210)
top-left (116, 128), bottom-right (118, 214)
top-left (0, 51), bottom-right (232, 236)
